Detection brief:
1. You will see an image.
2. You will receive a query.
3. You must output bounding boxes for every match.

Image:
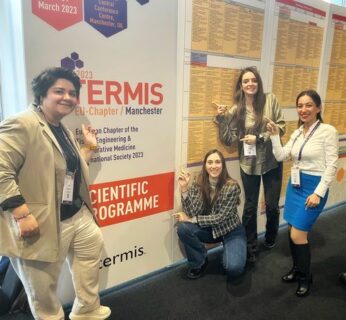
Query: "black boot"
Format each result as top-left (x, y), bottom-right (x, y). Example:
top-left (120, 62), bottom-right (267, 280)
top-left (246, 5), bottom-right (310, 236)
top-left (294, 243), bottom-right (312, 297)
top-left (296, 273), bottom-right (313, 297)
top-left (282, 266), bottom-right (298, 282)
top-left (339, 272), bottom-right (346, 285)
top-left (282, 233), bottom-right (298, 283)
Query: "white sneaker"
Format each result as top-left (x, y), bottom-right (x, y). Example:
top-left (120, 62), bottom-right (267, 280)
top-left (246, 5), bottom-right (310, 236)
top-left (69, 305), bottom-right (111, 320)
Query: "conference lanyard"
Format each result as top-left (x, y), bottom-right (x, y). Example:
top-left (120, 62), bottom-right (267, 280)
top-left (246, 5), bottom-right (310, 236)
top-left (293, 120), bottom-right (321, 162)
top-left (290, 120), bottom-right (320, 188)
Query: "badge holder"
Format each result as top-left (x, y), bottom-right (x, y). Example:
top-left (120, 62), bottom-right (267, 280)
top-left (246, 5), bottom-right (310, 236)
top-left (62, 171), bottom-right (75, 204)
top-left (291, 165), bottom-right (301, 188)
top-left (243, 142), bottom-right (256, 157)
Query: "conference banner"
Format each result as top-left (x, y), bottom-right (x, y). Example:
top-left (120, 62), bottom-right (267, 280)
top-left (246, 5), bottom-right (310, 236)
top-left (22, 0), bottom-right (177, 303)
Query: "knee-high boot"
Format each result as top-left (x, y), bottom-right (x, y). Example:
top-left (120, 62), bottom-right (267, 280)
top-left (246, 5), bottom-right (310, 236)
top-left (281, 233), bottom-right (298, 282)
top-left (294, 243), bottom-right (312, 297)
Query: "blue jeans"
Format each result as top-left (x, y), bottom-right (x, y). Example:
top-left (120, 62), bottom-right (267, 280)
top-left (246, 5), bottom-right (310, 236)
top-left (177, 223), bottom-right (246, 278)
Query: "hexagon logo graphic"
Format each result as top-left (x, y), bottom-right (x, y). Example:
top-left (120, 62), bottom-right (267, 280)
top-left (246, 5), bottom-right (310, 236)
top-left (32, 0), bottom-right (83, 31)
top-left (84, 0), bottom-right (127, 38)
top-left (61, 52), bottom-right (84, 70)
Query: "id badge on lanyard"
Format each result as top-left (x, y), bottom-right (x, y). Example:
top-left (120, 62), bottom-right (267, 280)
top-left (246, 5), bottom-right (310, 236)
top-left (62, 171), bottom-right (75, 204)
top-left (291, 164), bottom-right (301, 188)
top-left (243, 142), bottom-right (256, 157)
top-left (290, 121), bottom-right (320, 189)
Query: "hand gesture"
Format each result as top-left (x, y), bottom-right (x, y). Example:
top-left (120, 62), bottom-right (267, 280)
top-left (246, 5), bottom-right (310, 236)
top-left (266, 119), bottom-right (279, 136)
top-left (82, 124), bottom-right (97, 147)
top-left (305, 193), bottom-right (320, 208)
top-left (17, 214), bottom-right (40, 238)
top-left (12, 204), bottom-right (40, 237)
top-left (212, 103), bottom-right (227, 116)
top-left (172, 211), bottom-right (190, 222)
top-left (240, 134), bottom-right (256, 145)
top-left (178, 170), bottom-right (190, 192)
top-left (217, 105), bottom-right (227, 116)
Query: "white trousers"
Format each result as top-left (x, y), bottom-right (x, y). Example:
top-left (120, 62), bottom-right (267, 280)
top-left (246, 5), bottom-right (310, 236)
top-left (10, 205), bottom-right (104, 320)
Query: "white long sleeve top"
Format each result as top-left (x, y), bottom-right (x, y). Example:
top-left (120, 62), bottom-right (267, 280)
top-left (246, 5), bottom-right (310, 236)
top-left (270, 121), bottom-right (339, 198)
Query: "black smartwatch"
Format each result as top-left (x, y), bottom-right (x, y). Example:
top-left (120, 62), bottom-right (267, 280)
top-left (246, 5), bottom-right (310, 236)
top-left (257, 134), bottom-right (265, 143)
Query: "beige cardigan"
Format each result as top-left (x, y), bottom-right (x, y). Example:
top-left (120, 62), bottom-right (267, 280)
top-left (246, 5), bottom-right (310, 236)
top-left (0, 105), bottom-right (93, 262)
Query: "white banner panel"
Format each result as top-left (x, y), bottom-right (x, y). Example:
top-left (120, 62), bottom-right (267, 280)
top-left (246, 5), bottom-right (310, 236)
top-left (21, 0), bottom-right (177, 303)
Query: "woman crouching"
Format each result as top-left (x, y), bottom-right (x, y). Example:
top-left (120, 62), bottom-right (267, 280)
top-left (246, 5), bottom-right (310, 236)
top-left (174, 149), bottom-right (247, 280)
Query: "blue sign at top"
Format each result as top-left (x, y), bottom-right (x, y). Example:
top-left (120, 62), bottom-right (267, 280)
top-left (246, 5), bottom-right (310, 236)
top-left (84, 0), bottom-right (127, 38)
top-left (136, 0), bottom-right (149, 5)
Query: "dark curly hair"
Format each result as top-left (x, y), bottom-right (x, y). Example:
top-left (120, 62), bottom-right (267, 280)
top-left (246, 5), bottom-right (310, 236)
top-left (31, 67), bottom-right (81, 105)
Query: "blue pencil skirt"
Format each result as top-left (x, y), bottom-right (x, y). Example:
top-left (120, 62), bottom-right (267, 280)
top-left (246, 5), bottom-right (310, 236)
top-left (284, 172), bottom-right (328, 232)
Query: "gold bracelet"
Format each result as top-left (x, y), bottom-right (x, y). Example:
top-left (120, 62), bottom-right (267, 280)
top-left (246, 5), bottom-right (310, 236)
top-left (84, 144), bottom-right (98, 151)
top-left (15, 212), bottom-right (31, 221)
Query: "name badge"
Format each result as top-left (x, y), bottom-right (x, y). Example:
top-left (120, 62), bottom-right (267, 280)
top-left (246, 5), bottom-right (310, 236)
top-left (62, 171), bottom-right (75, 204)
top-left (291, 166), bottom-right (301, 188)
top-left (243, 142), bottom-right (256, 157)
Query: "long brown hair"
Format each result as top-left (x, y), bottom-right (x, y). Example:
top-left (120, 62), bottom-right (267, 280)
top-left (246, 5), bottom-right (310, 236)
top-left (197, 149), bottom-right (239, 211)
top-left (296, 89), bottom-right (323, 127)
top-left (233, 67), bottom-right (266, 137)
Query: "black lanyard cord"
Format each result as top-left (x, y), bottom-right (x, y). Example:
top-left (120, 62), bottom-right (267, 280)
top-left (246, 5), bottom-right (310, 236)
top-left (293, 121), bottom-right (321, 162)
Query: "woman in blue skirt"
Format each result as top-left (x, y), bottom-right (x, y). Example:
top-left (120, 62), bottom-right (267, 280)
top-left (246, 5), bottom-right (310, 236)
top-left (266, 90), bottom-right (338, 297)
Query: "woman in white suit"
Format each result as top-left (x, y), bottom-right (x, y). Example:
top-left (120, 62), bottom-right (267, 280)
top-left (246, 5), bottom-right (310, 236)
top-left (0, 68), bottom-right (110, 320)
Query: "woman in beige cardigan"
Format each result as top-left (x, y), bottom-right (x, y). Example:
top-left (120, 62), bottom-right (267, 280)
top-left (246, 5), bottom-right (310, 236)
top-left (0, 67), bottom-right (110, 320)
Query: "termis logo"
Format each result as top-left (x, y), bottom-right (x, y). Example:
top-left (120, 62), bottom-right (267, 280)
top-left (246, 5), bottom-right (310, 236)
top-left (99, 245), bottom-right (145, 269)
